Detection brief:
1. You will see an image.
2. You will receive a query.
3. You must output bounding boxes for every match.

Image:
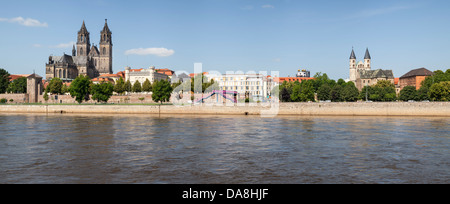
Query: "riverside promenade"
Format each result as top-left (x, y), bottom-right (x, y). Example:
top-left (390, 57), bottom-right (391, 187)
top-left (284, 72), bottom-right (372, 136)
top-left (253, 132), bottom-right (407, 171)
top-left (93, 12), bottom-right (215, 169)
top-left (1, 102), bottom-right (450, 117)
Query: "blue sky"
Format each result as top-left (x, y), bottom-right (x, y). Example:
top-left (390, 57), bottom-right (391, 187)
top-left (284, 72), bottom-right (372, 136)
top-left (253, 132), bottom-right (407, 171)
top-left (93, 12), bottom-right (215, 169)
top-left (1, 0), bottom-right (450, 80)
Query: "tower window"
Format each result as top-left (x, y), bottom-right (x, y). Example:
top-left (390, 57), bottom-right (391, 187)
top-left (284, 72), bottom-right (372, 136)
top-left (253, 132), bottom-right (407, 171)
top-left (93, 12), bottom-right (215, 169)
top-left (103, 47), bottom-right (106, 55)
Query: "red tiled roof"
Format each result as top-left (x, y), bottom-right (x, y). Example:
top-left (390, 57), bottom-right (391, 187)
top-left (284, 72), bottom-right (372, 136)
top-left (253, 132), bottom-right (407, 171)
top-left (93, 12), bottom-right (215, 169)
top-left (9, 74), bottom-right (30, 82)
top-left (92, 77), bottom-right (115, 83)
top-left (274, 77), bottom-right (315, 83)
top-left (99, 73), bottom-right (120, 78)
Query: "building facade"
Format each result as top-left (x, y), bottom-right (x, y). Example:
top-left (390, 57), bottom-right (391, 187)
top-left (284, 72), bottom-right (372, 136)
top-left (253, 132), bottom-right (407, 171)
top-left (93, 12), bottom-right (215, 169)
top-left (355, 69), bottom-right (395, 91)
top-left (124, 66), bottom-right (170, 85)
top-left (399, 68), bottom-right (434, 90)
top-left (45, 20), bottom-right (113, 82)
top-left (207, 73), bottom-right (268, 101)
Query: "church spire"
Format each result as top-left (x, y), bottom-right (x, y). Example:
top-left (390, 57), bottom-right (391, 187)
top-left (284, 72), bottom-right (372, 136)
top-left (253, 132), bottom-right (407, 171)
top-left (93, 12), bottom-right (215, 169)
top-left (72, 44), bottom-right (76, 56)
top-left (350, 48), bottom-right (356, 59)
top-left (364, 48), bottom-right (371, 59)
top-left (100, 19), bottom-right (112, 45)
top-left (79, 20), bottom-right (88, 34)
top-left (77, 20), bottom-right (90, 56)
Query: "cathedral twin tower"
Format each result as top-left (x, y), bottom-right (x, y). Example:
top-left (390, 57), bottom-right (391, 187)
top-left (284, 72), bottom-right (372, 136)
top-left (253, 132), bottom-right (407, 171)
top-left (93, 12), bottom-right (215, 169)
top-left (46, 20), bottom-right (113, 81)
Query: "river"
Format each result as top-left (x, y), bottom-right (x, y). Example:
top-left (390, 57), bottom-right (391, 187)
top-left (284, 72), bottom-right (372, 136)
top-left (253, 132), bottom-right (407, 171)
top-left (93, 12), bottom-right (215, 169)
top-left (0, 113), bottom-right (448, 184)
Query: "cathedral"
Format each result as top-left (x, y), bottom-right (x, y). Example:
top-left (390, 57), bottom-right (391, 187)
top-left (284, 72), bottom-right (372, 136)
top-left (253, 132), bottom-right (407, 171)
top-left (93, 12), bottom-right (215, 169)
top-left (46, 20), bottom-right (113, 81)
top-left (349, 47), bottom-right (395, 91)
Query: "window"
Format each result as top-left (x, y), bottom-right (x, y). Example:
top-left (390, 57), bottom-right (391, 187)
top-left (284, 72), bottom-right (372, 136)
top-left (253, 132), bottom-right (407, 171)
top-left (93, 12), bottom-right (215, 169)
top-left (80, 48), bottom-right (83, 55)
top-left (103, 47), bottom-right (106, 55)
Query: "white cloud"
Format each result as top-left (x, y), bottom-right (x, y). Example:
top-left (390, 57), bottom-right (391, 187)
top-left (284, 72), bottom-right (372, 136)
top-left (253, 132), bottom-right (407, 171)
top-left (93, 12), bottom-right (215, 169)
top-left (125, 47), bottom-right (175, 57)
top-left (262, 4), bottom-right (275, 9)
top-left (32, 44), bottom-right (42, 48)
top-left (50, 42), bottom-right (75, 49)
top-left (0, 17), bottom-right (48, 27)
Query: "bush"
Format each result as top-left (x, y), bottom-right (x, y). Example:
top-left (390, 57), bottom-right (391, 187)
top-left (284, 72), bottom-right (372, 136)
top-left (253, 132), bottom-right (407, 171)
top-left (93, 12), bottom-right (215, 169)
top-left (0, 98), bottom-right (7, 103)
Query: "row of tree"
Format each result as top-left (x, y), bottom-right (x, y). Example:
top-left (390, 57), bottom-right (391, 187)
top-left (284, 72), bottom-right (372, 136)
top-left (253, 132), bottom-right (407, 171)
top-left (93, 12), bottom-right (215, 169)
top-left (44, 75), bottom-right (173, 104)
top-left (274, 69), bottom-right (450, 102)
top-left (273, 73), bottom-right (362, 102)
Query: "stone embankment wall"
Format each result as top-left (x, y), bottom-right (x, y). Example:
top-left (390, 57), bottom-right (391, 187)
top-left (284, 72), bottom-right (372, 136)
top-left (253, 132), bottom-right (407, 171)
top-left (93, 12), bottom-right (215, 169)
top-left (0, 94), bottom-right (29, 103)
top-left (1, 102), bottom-right (449, 117)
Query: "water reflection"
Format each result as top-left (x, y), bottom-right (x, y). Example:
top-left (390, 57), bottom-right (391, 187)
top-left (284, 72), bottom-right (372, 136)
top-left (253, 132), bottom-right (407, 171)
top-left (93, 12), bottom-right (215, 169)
top-left (0, 113), bottom-right (449, 184)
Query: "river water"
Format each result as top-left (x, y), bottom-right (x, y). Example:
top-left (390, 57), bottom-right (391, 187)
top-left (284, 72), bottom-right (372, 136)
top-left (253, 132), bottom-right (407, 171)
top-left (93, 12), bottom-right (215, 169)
top-left (0, 113), bottom-right (448, 184)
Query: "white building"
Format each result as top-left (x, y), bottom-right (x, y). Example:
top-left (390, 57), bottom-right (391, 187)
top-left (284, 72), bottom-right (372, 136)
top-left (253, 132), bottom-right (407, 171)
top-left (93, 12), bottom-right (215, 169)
top-left (124, 66), bottom-right (170, 85)
top-left (207, 73), bottom-right (268, 101)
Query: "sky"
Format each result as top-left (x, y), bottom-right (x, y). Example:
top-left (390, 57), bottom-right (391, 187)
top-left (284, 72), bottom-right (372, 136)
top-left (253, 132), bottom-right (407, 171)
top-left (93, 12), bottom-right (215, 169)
top-left (1, 0), bottom-right (450, 80)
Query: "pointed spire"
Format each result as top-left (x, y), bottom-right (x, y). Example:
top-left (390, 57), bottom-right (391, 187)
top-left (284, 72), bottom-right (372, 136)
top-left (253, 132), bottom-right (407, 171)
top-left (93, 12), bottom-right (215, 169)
top-left (101, 19), bottom-right (111, 34)
top-left (364, 48), bottom-right (371, 59)
top-left (79, 20), bottom-right (88, 34)
top-left (349, 47), bottom-right (356, 60)
top-left (72, 44), bottom-right (76, 56)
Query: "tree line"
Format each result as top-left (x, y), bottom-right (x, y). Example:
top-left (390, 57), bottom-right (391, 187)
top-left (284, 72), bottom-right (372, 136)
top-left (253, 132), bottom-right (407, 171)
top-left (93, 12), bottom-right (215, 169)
top-left (44, 75), bottom-right (173, 104)
top-left (272, 73), bottom-right (362, 102)
top-left (273, 69), bottom-right (450, 102)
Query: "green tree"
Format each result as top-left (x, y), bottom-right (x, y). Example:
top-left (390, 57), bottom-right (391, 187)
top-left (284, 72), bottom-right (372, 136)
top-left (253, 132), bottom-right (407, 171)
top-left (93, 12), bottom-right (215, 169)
top-left (47, 78), bottom-right (63, 94)
top-left (399, 86), bottom-right (418, 101)
top-left (342, 82), bottom-right (359, 102)
top-left (280, 87), bottom-right (291, 102)
top-left (152, 80), bottom-right (173, 104)
top-left (132, 81), bottom-right (142, 93)
top-left (291, 80), bottom-right (315, 102)
top-left (61, 84), bottom-right (69, 94)
top-left (142, 78), bottom-right (152, 92)
top-left (421, 69), bottom-right (450, 89)
top-left (7, 77), bottom-right (27, 93)
top-left (91, 82), bottom-right (114, 103)
top-left (337, 78), bottom-right (346, 86)
top-left (417, 86), bottom-right (430, 101)
top-left (330, 84), bottom-right (343, 102)
top-left (114, 77), bottom-right (125, 95)
top-left (429, 81), bottom-right (450, 101)
top-left (0, 68), bottom-right (11, 94)
top-left (124, 80), bottom-right (132, 93)
top-left (69, 75), bottom-right (92, 104)
top-left (317, 83), bottom-right (331, 101)
top-left (371, 80), bottom-right (397, 101)
top-left (43, 90), bottom-right (49, 102)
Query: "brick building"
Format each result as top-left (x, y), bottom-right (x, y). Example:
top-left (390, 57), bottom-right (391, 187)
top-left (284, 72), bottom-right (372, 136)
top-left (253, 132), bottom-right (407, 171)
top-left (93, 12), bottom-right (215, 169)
top-left (399, 68), bottom-right (434, 90)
